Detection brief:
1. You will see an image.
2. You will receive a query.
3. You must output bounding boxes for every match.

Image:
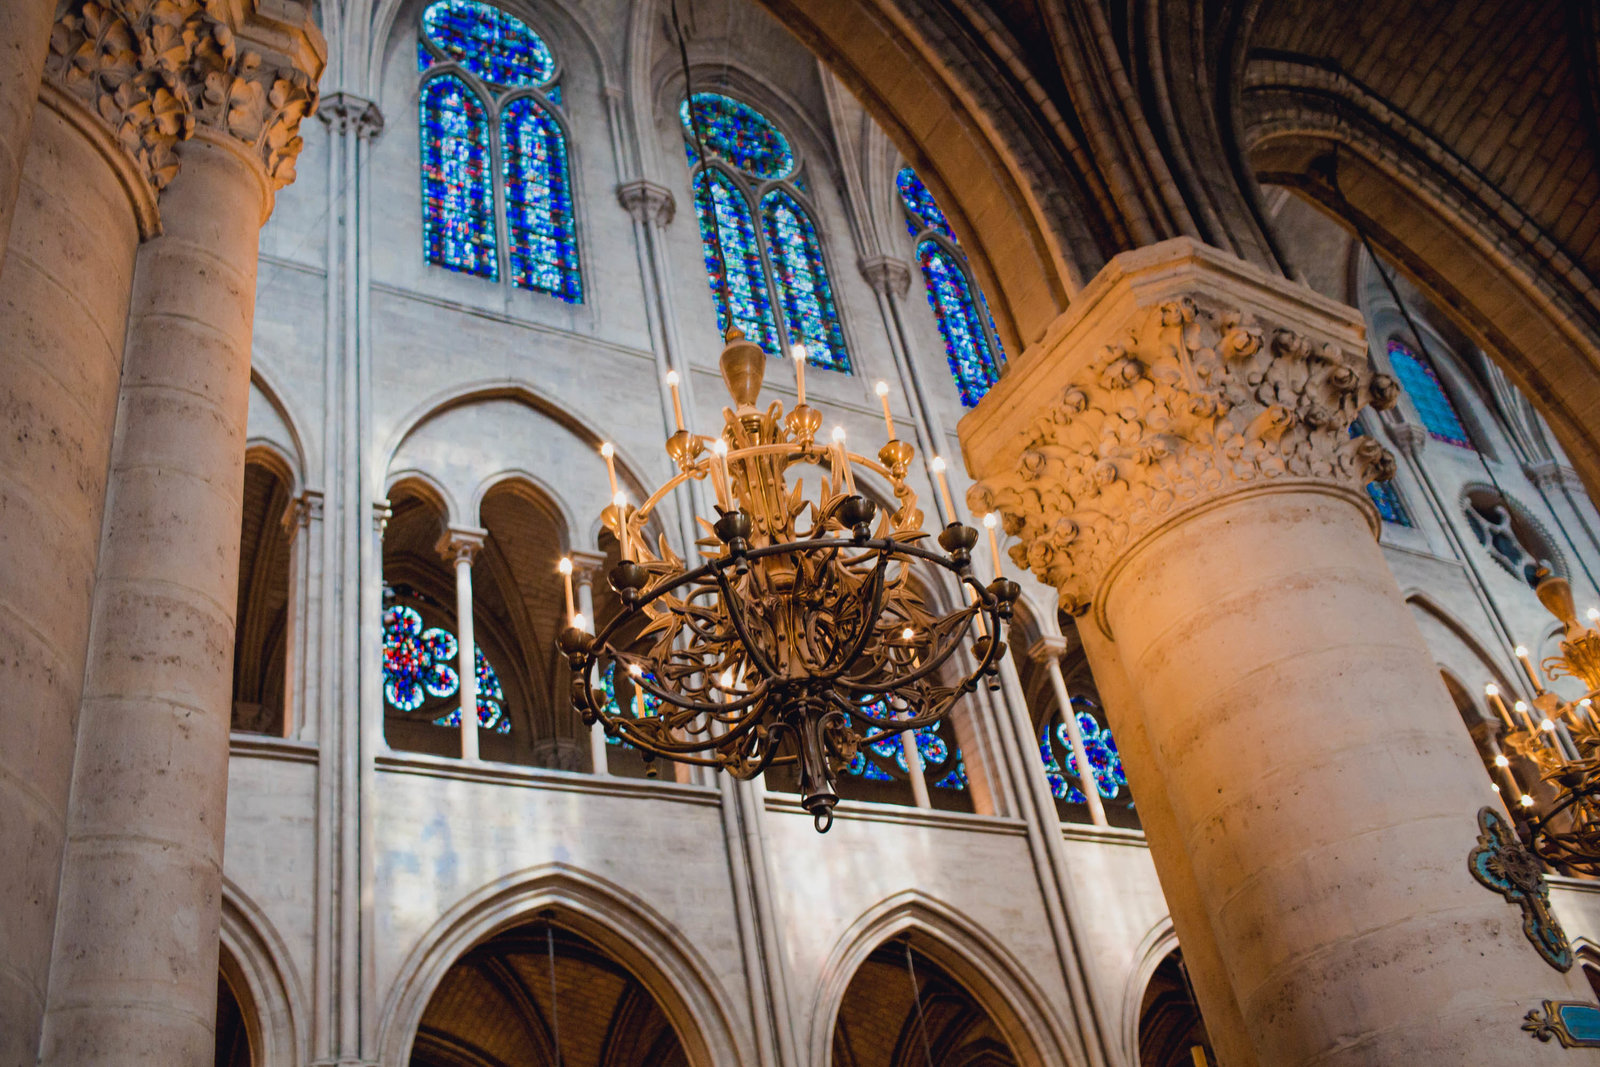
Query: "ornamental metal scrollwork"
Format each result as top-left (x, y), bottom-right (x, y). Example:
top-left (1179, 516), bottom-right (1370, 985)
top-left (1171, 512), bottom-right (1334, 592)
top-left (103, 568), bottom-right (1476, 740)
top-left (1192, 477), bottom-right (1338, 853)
top-left (1524, 1001), bottom-right (1600, 1047)
top-left (1468, 806), bottom-right (1573, 971)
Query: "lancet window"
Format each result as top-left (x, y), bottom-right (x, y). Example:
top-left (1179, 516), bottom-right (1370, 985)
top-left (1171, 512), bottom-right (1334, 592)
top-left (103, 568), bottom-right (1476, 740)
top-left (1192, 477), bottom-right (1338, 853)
top-left (1386, 340), bottom-right (1472, 448)
top-left (682, 92), bottom-right (850, 373)
top-left (896, 167), bottom-right (1004, 407)
top-left (418, 0), bottom-right (582, 302)
top-left (382, 603), bottom-right (510, 734)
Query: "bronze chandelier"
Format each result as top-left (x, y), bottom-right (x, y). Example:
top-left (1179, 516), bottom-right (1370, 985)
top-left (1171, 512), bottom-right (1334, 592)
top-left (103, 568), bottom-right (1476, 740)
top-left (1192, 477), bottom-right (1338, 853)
top-left (1489, 569), bottom-right (1600, 874)
top-left (557, 331), bottom-right (1016, 830)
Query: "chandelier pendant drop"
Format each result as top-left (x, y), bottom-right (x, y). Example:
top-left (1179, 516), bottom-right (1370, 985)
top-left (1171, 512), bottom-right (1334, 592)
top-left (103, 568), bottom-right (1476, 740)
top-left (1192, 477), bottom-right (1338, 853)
top-left (558, 332), bottom-right (1017, 830)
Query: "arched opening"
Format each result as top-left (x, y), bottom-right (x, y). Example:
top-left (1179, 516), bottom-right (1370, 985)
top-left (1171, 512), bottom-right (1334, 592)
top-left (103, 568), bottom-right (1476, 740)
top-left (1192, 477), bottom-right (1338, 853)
top-left (831, 940), bottom-right (1018, 1066)
top-left (232, 455), bottom-right (293, 736)
top-left (408, 915), bottom-right (690, 1066)
top-left (1137, 949), bottom-right (1213, 1067)
top-left (214, 967), bottom-right (253, 1067)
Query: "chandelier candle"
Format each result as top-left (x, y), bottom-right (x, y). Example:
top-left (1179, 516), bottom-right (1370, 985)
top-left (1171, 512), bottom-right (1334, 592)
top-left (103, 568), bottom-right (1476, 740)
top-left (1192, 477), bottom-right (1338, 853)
top-left (792, 344), bottom-right (807, 405)
top-left (559, 557), bottom-right (576, 619)
top-left (666, 370), bottom-right (686, 432)
top-left (601, 441), bottom-right (620, 498)
top-left (1516, 644), bottom-right (1544, 692)
top-left (1485, 683), bottom-right (1515, 729)
top-left (930, 456), bottom-right (957, 521)
top-left (874, 380), bottom-right (895, 440)
top-left (983, 513), bottom-right (1004, 577)
top-left (557, 326), bottom-right (1015, 830)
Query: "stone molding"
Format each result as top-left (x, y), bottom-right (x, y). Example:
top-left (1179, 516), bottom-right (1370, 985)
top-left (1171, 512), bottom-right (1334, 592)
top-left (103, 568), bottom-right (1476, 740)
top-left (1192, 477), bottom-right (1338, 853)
top-left (320, 91), bottom-right (383, 139)
top-left (44, 0), bottom-right (324, 196)
top-left (1526, 460), bottom-right (1587, 496)
top-left (567, 548), bottom-right (608, 581)
top-left (617, 179), bottom-right (675, 227)
top-left (436, 525), bottom-right (488, 565)
top-left (859, 254), bottom-right (912, 298)
top-left (1387, 420), bottom-right (1430, 458)
top-left (960, 239), bottom-right (1398, 619)
top-left (1025, 635), bottom-right (1068, 664)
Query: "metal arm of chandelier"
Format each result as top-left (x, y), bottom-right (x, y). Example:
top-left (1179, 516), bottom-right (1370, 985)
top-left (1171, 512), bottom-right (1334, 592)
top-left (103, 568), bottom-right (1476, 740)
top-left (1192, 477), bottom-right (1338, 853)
top-left (556, 330), bottom-right (1019, 830)
top-left (1489, 568), bottom-right (1600, 874)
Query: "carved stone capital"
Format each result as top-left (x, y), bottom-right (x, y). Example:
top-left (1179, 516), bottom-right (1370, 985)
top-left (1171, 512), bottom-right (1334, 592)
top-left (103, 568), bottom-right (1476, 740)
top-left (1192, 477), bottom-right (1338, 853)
top-left (1526, 460), bottom-right (1585, 495)
top-left (960, 239), bottom-right (1398, 618)
top-left (567, 549), bottom-right (608, 583)
top-left (437, 525), bottom-right (488, 565)
top-left (859, 254), bottom-right (912, 298)
top-left (1025, 634), bottom-right (1068, 665)
top-left (617, 179), bottom-right (675, 227)
top-left (281, 488), bottom-right (324, 534)
top-left (1388, 422), bottom-right (1430, 459)
top-left (319, 91), bottom-right (383, 139)
top-left (45, 1), bottom-right (325, 197)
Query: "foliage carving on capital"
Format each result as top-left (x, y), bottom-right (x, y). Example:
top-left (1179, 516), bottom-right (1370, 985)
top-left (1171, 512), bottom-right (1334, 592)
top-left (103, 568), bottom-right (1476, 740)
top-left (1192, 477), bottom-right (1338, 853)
top-left (46, 0), bottom-right (321, 193)
top-left (966, 297), bottom-right (1399, 613)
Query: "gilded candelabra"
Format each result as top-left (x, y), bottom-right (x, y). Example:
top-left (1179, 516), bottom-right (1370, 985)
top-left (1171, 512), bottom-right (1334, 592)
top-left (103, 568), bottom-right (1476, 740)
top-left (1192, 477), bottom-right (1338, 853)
top-left (557, 330), bottom-right (1017, 830)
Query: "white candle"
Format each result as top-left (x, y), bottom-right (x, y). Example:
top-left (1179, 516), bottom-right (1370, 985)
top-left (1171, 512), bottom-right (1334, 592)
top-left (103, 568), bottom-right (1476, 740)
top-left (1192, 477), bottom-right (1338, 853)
top-left (1515, 645), bottom-right (1543, 692)
top-left (831, 426), bottom-right (856, 494)
top-left (792, 344), bottom-right (808, 406)
top-left (983, 512), bottom-right (1004, 577)
top-left (874, 380), bottom-right (895, 440)
top-left (600, 441), bottom-right (620, 498)
top-left (1484, 683), bottom-right (1514, 728)
top-left (571, 612), bottom-right (586, 632)
top-left (559, 557), bottom-right (575, 619)
top-left (929, 456), bottom-right (956, 521)
top-left (665, 370), bottom-right (686, 431)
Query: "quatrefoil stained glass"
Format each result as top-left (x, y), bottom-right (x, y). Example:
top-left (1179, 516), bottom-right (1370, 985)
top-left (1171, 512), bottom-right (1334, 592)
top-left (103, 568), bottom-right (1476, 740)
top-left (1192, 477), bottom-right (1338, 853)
top-left (680, 93), bottom-right (794, 179)
top-left (1039, 703), bottom-right (1126, 804)
top-left (420, 75), bottom-right (498, 280)
top-left (422, 0), bottom-right (556, 88)
top-left (382, 605), bottom-right (510, 733)
top-left (843, 701), bottom-right (967, 791)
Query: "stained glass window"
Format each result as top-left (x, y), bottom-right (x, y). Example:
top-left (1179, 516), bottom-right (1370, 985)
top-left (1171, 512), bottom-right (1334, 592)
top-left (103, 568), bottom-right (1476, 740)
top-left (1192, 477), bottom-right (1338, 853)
top-left (897, 167), bottom-right (1004, 407)
top-left (501, 98), bottom-right (582, 301)
top-left (842, 701), bottom-right (967, 791)
top-left (682, 94), bottom-right (850, 373)
top-left (681, 93), bottom-right (794, 179)
top-left (693, 169), bottom-right (779, 354)
top-left (1349, 423), bottom-right (1412, 526)
top-left (1039, 699), bottom-right (1126, 804)
top-left (1387, 341), bottom-right (1472, 448)
top-left (762, 191), bottom-right (849, 372)
top-left (381, 604), bottom-right (510, 734)
top-left (596, 663), bottom-right (663, 748)
top-left (420, 75), bottom-right (497, 280)
top-left (418, 1), bottom-right (581, 302)
top-left (422, 0), bottom-right (556, 88)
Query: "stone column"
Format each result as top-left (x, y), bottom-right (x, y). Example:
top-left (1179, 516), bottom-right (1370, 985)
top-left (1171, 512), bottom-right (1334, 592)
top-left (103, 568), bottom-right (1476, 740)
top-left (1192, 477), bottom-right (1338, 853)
top-left (39, 6), bottom-right (322, 1062)
top-left (0, 0), bottom-right (54, 273)
top-left (962, 238), bottom-right (1590, 1066)
top-left (437, 526), bottom-right (486, 760)
top-left (0, 63), bottom-right (158, 1067)
top-left (1028, 637), bottom-right (1107, 827)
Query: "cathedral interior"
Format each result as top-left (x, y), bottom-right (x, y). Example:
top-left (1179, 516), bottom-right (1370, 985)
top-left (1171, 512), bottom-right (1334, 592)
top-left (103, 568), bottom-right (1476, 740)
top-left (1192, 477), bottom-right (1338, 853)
top-left (5, 0), bottom-right (1600, 1065)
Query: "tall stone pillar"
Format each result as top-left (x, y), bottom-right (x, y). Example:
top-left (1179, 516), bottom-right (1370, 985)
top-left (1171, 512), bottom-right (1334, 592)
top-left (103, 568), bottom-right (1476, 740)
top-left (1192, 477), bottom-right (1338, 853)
top-left (0, 64), bottom-right (158, 1067)
top-left (39, 6), bottom-right (322, 1063)
top-left (0, 0), bottom-right (54, 274)
top-left (962, 238), bottom-right (1590, 1066)
top-left (437, 526), bottom-right (486, 760)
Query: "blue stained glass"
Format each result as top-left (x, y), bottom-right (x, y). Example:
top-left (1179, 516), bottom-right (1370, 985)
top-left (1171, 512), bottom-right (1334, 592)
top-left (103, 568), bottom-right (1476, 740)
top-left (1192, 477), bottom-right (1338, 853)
top-left (596, 663), bottom-right (663, 748)
top-left (1349, 423), bottom-right (1412, 526)
top-left (420, 75), bottom-right (498, 279)
top-left (842, 701), bottom-right (966, 791)
top-left (680, 93), bottom-right (794, 179)
top-left (693, 169), bottom-right (779, 353)
top-left (545, 83), bottom-right (562, 107)
top-left (762, 190), bottom-right (850, 372)
top-left (896, 167), bottom-right (957, 243)
top-left (501, 97), bottom-right (582, 302)
top-left (918, 241), bottom-right (999, 407)
top-left (422, 0), bottom-right (555, 88)
top-left (383, 605), bottom-right (510, 733)
top-left (1387, 341), bottom-right (1472, 448)
top-left (418, 40), bottom-right (435, 73)
top-left (1040, 704), bottom-right (1126, 803)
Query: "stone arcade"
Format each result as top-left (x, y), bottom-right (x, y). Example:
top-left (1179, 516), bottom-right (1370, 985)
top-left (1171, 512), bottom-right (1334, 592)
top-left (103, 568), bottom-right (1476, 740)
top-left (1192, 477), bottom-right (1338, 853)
top-left (3, 1), bottom-right (1600, 1065)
